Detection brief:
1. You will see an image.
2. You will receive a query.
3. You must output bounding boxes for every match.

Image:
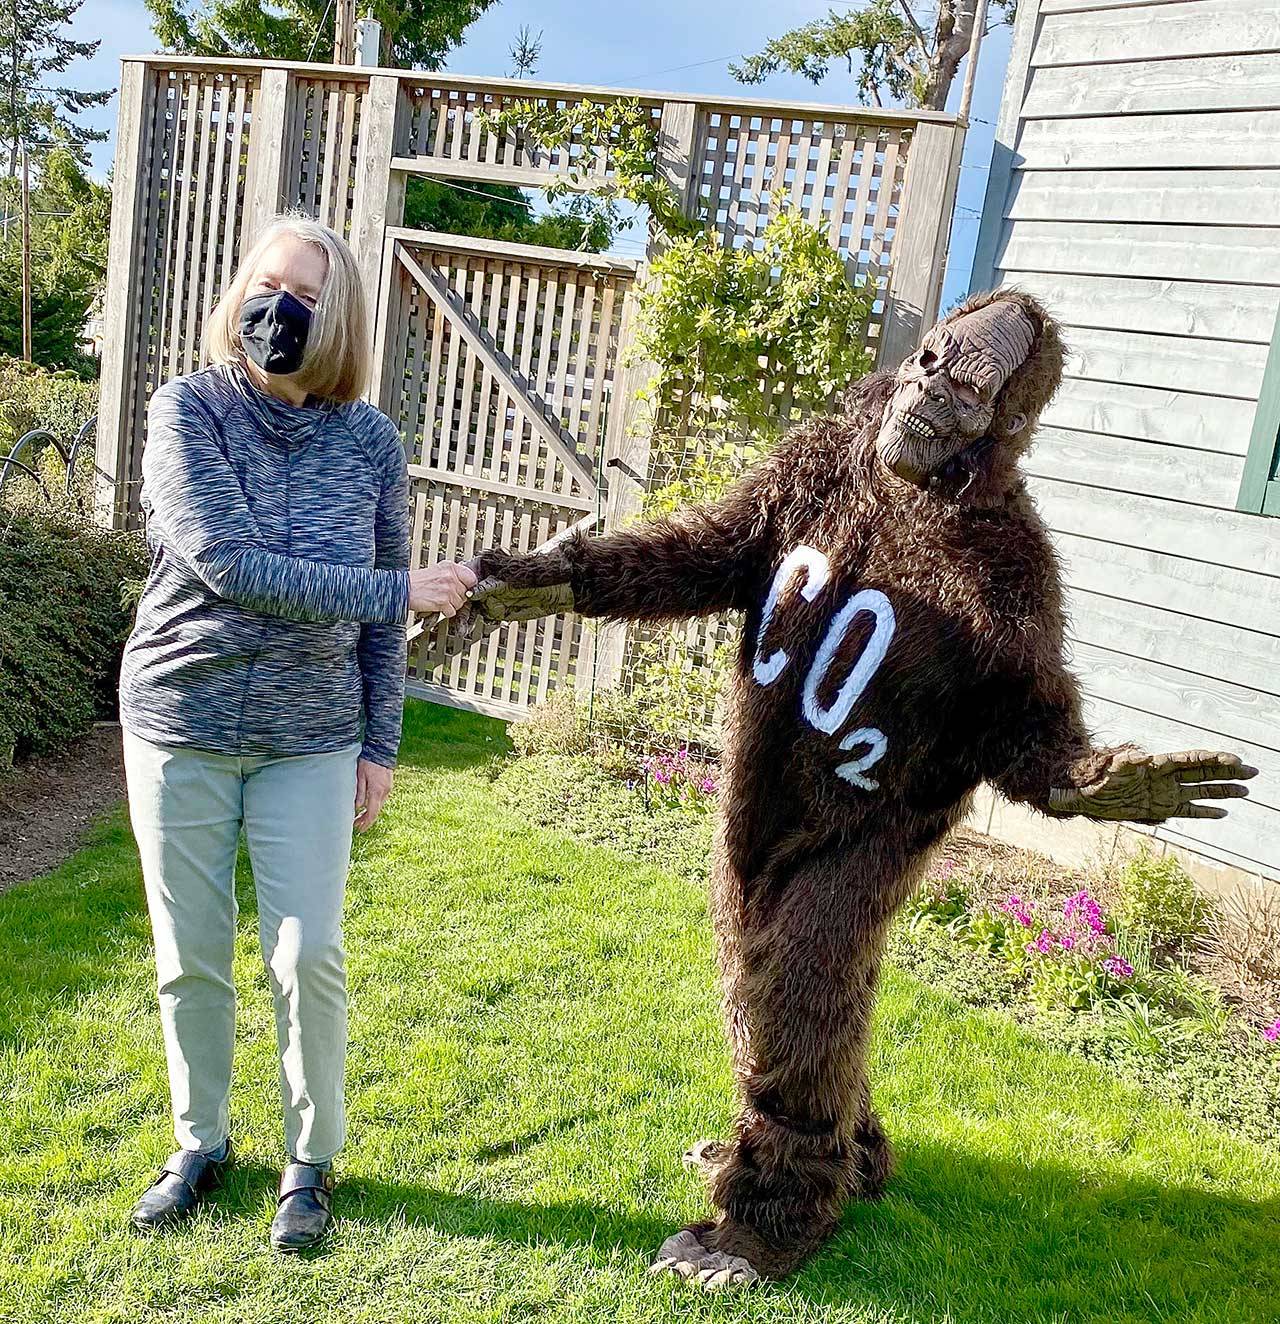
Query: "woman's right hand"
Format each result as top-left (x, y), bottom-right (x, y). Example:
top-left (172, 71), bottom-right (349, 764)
top-left (408, 560), bottom-right (478, 616)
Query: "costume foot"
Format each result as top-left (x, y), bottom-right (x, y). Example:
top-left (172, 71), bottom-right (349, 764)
top-left (650, 1224), bottom-right (762, 1290)
top-left (681, 1138), bottom-right (729, 1177)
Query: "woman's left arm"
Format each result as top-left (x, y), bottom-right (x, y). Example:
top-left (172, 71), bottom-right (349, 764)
top-left (355, 422), bottom-right (411, 828)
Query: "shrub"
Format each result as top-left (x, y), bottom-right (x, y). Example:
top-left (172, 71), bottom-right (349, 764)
top-left (0, 507), bottom-right (147, 763)
top-left (0, 356), bottom-right (99, 453)
top-left (1111, 848), bottom-right (1206, 950)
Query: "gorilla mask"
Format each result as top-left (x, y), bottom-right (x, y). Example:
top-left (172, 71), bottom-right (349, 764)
top-left (875, 297), bottom-right (1039, 489)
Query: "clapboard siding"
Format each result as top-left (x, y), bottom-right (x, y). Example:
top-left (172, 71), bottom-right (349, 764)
top-left (1008, 168), bottom-right (1280, 226)
top-left (1001, 221), bottom-right (1280, 285)
top-left (1025, 426), bottom-right (1243, 507)
top-left (1061, 328), bottom-right (1267, 399)
top-left (1040, 380), bottom-right (1254, 453)
top-left (1030, 478), bottom-right (1280, 575)
top-left (1017, 111), bottom-right (1280, 170)
top-left (1024, 53), bottom-right (1280, 117)
top-left (1063, 586), bottom-right (1280, 697)
top-left (1002, 271), bottom-right (1279, 342)
top-left (1033, 0), bottom-right (1280, 66)
top-left (1055, 532), bottom-right (1280, 637)
top-left (975, 0), bottom-right (1280, 880)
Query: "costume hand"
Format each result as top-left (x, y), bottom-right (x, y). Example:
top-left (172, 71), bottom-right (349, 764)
top-left (439, 554), bottom-right (575, 655)
top-left (354, 758), bottom-right (393, 832)
top-left (1048, 747), bottom-right (1257, 823)
top-left (408, 560), bottom-right (478, 616)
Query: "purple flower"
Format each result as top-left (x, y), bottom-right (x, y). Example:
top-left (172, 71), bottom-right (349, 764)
top-left (1064, 889), bottom-right (1106, 934)
top-left (653, 766), bottom-right (672, 786)
top-left (699, 776), bottom-right (718, 795)
top-left (937, 858), bottom-right (956, 880)
top-left (1059, 933), bottom-right (1076, 951)
top-left (1103, 955), bottom-right (1133, 979)
top-left (1027, 929), bottom-right (1053, 956)
top-left (1001, 894), bottom-right (1034, 927)
top-left (1262, 1019), bottom-right (1280, 1042)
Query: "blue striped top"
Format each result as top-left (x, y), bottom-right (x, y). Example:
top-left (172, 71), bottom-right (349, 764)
top-left (119, 362), bottom-right (411, 768)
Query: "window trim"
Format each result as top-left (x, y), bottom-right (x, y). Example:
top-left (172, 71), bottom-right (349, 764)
top-left (1238, 301), bottom-right (1280, 516)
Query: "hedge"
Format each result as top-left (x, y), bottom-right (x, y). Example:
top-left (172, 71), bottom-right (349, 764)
top-left (0, 507), bottom-right (148, 764)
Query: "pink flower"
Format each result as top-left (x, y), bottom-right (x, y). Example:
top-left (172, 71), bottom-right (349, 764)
top-left (1103, 955), bottom-right (1133, 979)
top-left (1001, 894), bottom-right (1034, 927)
top-left (1064, 889), bottom-right (1106, 934)
top-left (1262, 1019), bottom-right (1280, 1042)
top-left (699, 776), bottom-right (718, 795)
top-left (1026, 929), bottom-right (1053, 956)
top-left (1059, 933), bottom-right (1076, 951)
top-left (938, 858), bottom-right (956, 880)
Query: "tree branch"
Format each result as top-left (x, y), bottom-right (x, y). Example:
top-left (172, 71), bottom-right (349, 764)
top-left (895, 0), bottom-right (930, 53)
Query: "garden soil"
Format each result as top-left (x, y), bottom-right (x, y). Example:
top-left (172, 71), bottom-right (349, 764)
top-left (0, 722), bottom-right (126, 891)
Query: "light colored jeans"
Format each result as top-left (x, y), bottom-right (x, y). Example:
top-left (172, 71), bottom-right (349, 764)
top-left (123, 729), bottom-right (361, 1165)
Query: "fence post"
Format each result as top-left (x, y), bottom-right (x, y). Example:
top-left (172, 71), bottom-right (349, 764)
top-left (243, 66), bottom-right (292, 245)
top-left (352, 72), bottom-right (405, 383)
top-left (591, 101), bottom-right (700, 690)
top-left (94, 60), bottom-right (151, 529)
top-left (879, 119), bottom-right (966, 368)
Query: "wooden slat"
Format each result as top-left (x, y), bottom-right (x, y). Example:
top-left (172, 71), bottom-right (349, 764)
top-left (1024, 51), bottom-right (1280, 118)
top-left (999, 219), bottom-right (1280, 285)
top-left (385, 225), bottom-right (636, 274)
top-left (1061, 327), bottom-right (1268, 399)
top-left (1006, 167), bottom-right (1280, 227)
top-left (1030, 475), bottom-right (1280, 577)
top-left (1000, 271), bottom-right (1280, 343)
top-left (1025, 426), bottom-right (1243, 507)
top-left (1017, 111), bottom-right (1280, 171)
top-left (1055, 531), bottom-right (1280, 638)
top-left (396, 244), bottom-right (598, 494)
top-left (94, 61), bottom-right (152, 527)
top-left (1040, 379), bottom-right (1254, 454)
top-left (1033, 0), bottom-right (1280, 67)
top-left (1064, 585), bottom-right (1280, 698)
top-left (881, 121), bottom-right (966, 366)
top-left (243, 66), bottom-right (290, 245)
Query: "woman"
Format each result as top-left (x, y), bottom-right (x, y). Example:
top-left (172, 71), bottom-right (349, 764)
top-left (119, 213), bottom-right (475, 1250)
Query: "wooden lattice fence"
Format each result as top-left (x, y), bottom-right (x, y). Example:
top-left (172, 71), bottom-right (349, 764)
top-left (97, 56), bottom-right (965, 722)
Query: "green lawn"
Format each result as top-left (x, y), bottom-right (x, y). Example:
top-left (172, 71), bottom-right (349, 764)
top-left (1, 701), bottom-right (1277, 1324)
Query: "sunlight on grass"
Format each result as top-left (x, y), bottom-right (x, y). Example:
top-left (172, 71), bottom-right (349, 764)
top-left (1, 700), bottom-right (1277, 1323)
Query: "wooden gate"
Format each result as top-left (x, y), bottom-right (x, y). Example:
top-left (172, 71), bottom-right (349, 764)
top-left (371, 228), bottom-right (637, 719)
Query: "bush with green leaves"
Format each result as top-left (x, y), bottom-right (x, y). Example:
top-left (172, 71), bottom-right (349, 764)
top-left (0, 354), bottom-right (99, 453)
top-left (1110, 848), bottom-right (1206, 950)
top-left (0, 506), bottom-right (147, 764)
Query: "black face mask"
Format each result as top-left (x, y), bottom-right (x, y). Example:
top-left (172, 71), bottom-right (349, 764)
top-left (238, 289), bottom-right (313, 376)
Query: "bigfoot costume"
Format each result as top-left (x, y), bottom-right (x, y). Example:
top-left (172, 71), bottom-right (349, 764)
top-left (449, 290), bottom-right (1256, 1286)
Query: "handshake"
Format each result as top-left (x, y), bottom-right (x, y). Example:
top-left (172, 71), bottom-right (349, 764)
top-left (407, 552), bottom-right (574, 652)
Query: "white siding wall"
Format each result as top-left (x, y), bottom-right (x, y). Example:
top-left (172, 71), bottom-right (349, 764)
top-left (972, 0), bottom-right (1280, 880)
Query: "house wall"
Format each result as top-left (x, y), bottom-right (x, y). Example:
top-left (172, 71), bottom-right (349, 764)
top-left (970, 0), bottom-right (1280, 885)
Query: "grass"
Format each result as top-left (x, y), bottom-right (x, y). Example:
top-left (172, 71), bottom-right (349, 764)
top-left (1, 700), bottom-right (1278, 1324)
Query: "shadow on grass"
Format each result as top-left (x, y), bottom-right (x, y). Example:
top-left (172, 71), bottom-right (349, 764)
top-left (330, 1139), bottom-right (1278, 1317)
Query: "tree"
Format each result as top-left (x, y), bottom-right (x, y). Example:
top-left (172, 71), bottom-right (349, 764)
top-left (0, 0), bottom-right (111, 177)
top-left (145, 0), bottom-right (500, 69)
top-left (0, 145), bottom-right (108, 372)
top-left (508, 24), bottom-right (543, 79)
top-left (731, 0), bottom-right (1015, 112)
top-left (403, 178), bottom-right (612, 253)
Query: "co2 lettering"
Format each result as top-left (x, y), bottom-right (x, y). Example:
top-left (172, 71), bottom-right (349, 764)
top-left (752, 545), bottom-right (896, 791)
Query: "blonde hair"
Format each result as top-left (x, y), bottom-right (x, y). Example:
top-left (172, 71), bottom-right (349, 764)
top-left (203, 213), bottom-right (370, 403)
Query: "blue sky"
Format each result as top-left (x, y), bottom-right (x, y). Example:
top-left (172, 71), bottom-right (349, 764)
top-left (74, 0), bottom-right (1011, 302)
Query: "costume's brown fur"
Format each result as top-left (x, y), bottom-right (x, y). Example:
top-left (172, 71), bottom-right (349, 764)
top-left (476, 291), bottom-right (1149, 1278)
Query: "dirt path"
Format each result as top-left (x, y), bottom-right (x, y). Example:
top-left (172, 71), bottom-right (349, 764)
top-left (0, 724), bottom-right (127, 891)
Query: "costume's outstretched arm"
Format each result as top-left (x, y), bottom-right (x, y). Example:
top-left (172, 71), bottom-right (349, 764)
top-left (987, 659), bottom-right (1257, 823)
top-left (446, 453), bottom-right (789, 649)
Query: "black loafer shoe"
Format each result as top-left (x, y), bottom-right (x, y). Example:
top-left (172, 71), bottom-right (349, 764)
top-left (131, 1141), bottom-right (233, 1233)
top-left (270, 1162), bottom-right (335, 1252)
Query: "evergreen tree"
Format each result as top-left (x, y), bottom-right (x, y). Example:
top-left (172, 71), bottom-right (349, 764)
top-left (145, 0), bottom-right (499, 70)
top-left (0, 0), bottom-right (111, 177)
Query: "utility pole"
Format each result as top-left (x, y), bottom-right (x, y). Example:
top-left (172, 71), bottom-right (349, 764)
top-left (20, 139), bottom-right (31, 362)
top-left (333, 0), bottom-right (356, 64)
